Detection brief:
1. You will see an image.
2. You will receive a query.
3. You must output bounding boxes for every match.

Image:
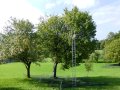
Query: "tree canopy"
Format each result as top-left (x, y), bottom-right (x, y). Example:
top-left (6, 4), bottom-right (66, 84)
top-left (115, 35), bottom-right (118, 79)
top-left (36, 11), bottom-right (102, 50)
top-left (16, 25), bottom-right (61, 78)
top-left (37, 16), bottom-right (68, 78)
top-left (37, 7), bottom-right (96, 78)
top-left (104, 31), bottom-right (120, 64)
top-left (63, 7), bottom-right (96, 62)
top-left (3, 18), bottom-right (40, 78)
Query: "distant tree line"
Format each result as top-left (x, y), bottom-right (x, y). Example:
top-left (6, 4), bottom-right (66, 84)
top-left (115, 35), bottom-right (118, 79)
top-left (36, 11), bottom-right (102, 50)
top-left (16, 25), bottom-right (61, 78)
top-left (104, 31), bottom-right (120, 65)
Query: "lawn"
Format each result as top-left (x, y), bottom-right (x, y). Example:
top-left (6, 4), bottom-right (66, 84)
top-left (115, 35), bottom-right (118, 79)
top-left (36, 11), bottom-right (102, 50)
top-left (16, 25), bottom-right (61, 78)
top-left (0, 62), bottom-right (120, 90)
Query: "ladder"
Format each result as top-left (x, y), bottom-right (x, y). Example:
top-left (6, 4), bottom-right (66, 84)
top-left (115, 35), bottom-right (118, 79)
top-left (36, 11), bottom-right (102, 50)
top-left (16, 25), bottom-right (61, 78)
top-left (72, 32), bottom-right (76, 86)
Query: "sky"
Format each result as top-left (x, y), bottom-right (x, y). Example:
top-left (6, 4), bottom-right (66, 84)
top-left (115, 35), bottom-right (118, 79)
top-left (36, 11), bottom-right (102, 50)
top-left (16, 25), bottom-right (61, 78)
top-left (0, 0), bottom-right (120, 40)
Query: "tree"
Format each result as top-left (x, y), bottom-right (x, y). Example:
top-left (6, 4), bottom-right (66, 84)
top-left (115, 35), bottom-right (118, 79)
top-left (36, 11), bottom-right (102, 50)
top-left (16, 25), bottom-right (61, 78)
top-left (104, 38), bottom-right (120, 64)
top-left (107, 32), bottom-right (115, 40)
top-left (106, 31), bottom-right (120, 43)
top-left (104, 31), bottom-right (120, 64)
top-left (99, 40), bottom-right (105, 50)
top-left (85, 59), bottom-right (93, 77)
top-left (37, 16), bottom-right (68, 78)
top-left (0, 33), bottom-right (6, 64)
top-left (63, 7), bottom-right (96, 63)
top-left (89, 50), bottom-right (102, 62)
top-left (4, 18), bottom-right (39, 78)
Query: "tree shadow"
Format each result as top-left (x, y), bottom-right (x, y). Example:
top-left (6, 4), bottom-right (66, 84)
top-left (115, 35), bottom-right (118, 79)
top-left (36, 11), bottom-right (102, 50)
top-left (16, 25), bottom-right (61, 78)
top-left (0, 87), bottom-right (22, 90)
top-left (109, 63), bottom-right (120, 66)
top-left (103, 63), bottom-right (120, 68)
top-left (19, 76), bottom-right (120, 90)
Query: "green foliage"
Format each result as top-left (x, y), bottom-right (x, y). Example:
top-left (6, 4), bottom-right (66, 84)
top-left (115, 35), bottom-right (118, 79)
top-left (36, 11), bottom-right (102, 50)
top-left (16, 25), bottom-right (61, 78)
top-left (100, 40), bottom-right (105, 49)
top-left (0, 34), bottom-right (5, 61)
top-left (107, 31), bottom-right (120, 41)
top-left (104, 38), bottom-right (120, 63)
top-left (63, 7), bottom-right (96, 63)
top-left (4, 18), bottom-right (36, 60)
top-left (84, 59), bottom-right (93, 76)
top-left (38, 16), bottom-right (65, 61)
top-left (89, 50), bottom-right (104, 62)
top-left (37, 16), bottom-right (68, 78)
top-left (89, 52), bottom-right (98, 62)
top-left (3, 18), bottom-right (40, 78)
top-left (104, 31), bottom-right (120, 63)
top-left (105, 31), bottom-right (120, 44)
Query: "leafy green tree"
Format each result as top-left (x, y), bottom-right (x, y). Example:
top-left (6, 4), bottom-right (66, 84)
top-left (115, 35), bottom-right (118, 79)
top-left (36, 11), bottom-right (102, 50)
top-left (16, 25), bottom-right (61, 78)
top-left (104, 38), bottom-right (120, 64)
top-left (0, 33), bottom-right (5, 64)
top-left (0, 33), bottom-right (14, 64)
top-left (85, 59), bottom-right (93, 76)
top-left (107, 32), bottom-right (115, 40)
top-left (37, 16), bottom-right (67, 78)
top-left (100, 40), bottom-right (105, 50)
top-left (98, 32), bottom-right (117, 50)
top-left (4, 18), bottom-right (39, 78)
top-left (89, 53), bottom-right (97, 62)
top-left (89, 50), bottom-right (103, 62)
top-left (104, 31), bottom-right (120, 64)
top-left (63, 7), bottom-right (96, 63)
top-left (106, 31), bottom-right (120, 43)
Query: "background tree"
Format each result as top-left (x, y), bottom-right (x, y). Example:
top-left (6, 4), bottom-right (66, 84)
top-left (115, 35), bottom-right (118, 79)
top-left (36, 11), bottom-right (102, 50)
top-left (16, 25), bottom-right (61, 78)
top-left (107, 32), bottom-right (115, 40)
top-left (85, 59), bottom-right (93, 77)
top-left (104, 31), bottom-right (120, 64)
top-left (99, 40), bottom-right (105, 50)
top-left (4, 18), bottom-right (39, 78)
top-left (104, 38), bottom-right (120, 65)
top-left (89, 52), bottom-right (98, 62)
top-left (106, 31), bottom-right (120, 43)
top-left (89, 50), bottom-right (104, 63)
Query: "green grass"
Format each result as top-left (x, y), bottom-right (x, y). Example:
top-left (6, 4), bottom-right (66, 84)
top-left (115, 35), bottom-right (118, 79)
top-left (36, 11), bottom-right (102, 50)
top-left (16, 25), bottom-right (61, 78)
top-left (0, 62), bottom-right (120, 90)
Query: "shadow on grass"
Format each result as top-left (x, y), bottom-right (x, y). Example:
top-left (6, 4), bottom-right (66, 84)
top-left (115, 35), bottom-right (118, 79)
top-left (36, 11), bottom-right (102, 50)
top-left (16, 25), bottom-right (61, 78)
top-left (103, 63), bottom-right (120, 68)
top-left (19, 76), bottom-right (120, 90)
top-left (0, 87), bottom-right (22, 90)
top-left (109, 63), bottom-right (120, 66)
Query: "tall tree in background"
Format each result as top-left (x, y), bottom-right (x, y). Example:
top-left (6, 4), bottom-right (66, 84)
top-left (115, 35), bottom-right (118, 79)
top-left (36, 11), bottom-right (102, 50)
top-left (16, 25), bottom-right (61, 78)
top-left (106, 31), bottom-right (120, 43)
top-left (99, 40), bottom-right (105, 50)
top-left (104, 38), bottom-right (120, 64)
top-left (104, 31), bottom-right (120, 64)
top-left (4, 18), bottom-right (39, 78)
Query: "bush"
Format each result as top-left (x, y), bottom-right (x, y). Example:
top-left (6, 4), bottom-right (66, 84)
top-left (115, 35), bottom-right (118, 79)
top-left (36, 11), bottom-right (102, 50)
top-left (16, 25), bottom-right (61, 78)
top-left (84, 59), bottom-right (93, 76)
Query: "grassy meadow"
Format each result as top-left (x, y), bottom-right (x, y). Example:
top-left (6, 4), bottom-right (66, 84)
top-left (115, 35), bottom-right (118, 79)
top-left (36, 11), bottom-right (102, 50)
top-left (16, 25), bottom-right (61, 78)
top-left (0, 62), bottom-right (120, 90)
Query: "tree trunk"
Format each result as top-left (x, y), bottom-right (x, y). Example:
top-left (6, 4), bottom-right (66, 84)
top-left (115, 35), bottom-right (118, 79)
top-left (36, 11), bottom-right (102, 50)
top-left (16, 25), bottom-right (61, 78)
top-left (25, 62), bottom-right (31, 78)
top-left (53, 62), bottom-right (58, 78)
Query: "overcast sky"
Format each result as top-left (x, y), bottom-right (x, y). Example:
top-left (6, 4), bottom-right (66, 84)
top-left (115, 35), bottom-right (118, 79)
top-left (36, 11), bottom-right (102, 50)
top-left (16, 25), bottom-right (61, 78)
top-left (0, 0), bottom-right (120, 40)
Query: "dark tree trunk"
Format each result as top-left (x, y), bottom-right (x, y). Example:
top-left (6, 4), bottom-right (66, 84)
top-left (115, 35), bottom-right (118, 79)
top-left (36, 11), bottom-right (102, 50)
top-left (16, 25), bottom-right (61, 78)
top-left (53, 62), bottom-right (58, 78)
top-left (25, 62), bottom-right (31, 78)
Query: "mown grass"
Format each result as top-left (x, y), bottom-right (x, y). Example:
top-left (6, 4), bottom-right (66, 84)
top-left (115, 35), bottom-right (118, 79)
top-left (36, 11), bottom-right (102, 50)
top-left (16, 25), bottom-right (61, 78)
top-left (0, 62), bottom-right (120, 90)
